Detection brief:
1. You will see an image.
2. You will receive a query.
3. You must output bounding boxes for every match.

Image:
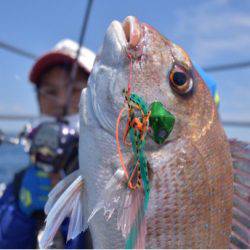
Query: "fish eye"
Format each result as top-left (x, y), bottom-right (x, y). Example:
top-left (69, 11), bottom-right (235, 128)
top-left (169, 64), bottom-right (193, 95)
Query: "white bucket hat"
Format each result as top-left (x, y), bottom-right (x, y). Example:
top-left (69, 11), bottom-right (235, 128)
top-left (29, 39), bottom-right (95, 84)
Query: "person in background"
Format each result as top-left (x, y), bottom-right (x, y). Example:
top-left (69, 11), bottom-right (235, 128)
top-left (31, 38), bottom-right (95, 127)
top-left (0, 39), bottom-right (95, 248)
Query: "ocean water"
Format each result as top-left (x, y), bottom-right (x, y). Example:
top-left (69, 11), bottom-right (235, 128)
top-left (0, 142), bottom-right (29, 184)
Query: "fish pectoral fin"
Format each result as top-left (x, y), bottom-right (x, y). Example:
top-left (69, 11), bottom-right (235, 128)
top-left (40, 172), bottom-right (88, 249)
top-left (89, 167), bottom-right (147, 249)
top-left (45, 170), bottom-right (80, 215)
top-left (88, 169), bottom-right (127, 223)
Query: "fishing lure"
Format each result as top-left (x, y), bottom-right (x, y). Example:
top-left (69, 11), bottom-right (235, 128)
top-left (115, 89), bottom-right (176, 249)
top-left (116, 90), bottom-right (151, 249)
top-left (149, 101), bottom-right (175, 144)
top-left (123, 90), bottom-right (151, 189)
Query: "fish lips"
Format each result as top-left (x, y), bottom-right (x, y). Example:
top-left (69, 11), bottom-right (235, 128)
top-left (100, 16), bottom-right (144, 66)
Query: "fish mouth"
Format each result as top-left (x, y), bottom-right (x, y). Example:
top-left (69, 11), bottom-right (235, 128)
top-left (89, 16), bottom-right (143, 135)
top-left (111, 16), bottom-right (143, 56)
top-left (122, 16), bottom-right (142, 49)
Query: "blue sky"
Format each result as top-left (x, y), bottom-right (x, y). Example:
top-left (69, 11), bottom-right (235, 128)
top-left (0, 0), bottom-right (249, 140)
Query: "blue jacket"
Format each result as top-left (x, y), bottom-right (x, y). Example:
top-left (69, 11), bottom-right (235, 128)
top-left (0, 175), bottom-right (92, 249)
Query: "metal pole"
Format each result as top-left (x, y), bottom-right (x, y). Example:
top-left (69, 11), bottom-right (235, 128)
top-left (63, 0), bottom-right (94, 116)
top-left (0, 41), bottom-right (37, 60)
top-left (204, 61), bottom-right (250, 72)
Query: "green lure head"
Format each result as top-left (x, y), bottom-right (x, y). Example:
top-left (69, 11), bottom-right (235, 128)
top-left (149, 101), bottom-right (175, 144)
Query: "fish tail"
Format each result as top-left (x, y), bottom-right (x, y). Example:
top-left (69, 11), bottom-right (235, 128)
top-left (40, 171), bottom-right (88, 249)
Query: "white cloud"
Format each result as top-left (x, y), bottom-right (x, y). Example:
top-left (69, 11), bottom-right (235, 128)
top-left (172, 1), bottom-right (250, 62)
top-left (192, 34), bottom-right (250, 60)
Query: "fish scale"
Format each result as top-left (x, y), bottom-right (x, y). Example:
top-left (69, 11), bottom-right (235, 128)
top-left (145, 131), bottom-right (231, 248)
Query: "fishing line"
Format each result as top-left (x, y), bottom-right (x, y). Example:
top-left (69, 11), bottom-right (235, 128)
top-left (115, 51), bottom-right (141, 182)
top-left (127, 52), bottom-right (133, 96)
top-left (115, 107), bottom-right (129, 180)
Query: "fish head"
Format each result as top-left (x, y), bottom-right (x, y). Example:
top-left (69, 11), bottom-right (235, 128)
top-left (89, 16), bottom-right (217, 141)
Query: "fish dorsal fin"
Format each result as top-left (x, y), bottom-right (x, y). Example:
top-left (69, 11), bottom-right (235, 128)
top-left (229, 139), bottom-right (250, 249)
